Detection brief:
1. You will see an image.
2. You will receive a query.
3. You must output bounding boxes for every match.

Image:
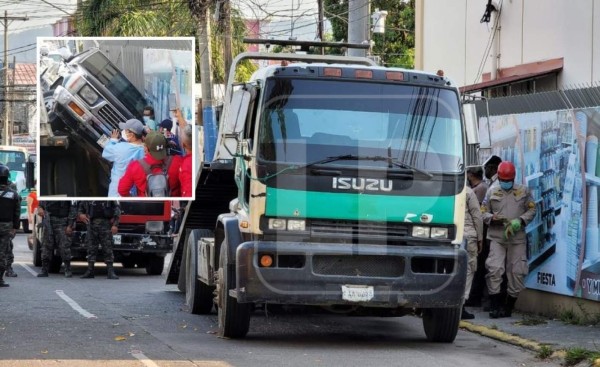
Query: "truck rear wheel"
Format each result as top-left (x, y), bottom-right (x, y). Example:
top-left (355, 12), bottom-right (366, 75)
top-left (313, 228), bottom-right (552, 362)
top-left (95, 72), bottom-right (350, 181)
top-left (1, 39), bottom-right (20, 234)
top-left (185, 229), bottom-right (215, 314)
top-left (422, 307), bottom-right (461, 343)
top-left (146, 255), bottom-right (165, 275)
top-left (217, 240), bottom-right (251, 338)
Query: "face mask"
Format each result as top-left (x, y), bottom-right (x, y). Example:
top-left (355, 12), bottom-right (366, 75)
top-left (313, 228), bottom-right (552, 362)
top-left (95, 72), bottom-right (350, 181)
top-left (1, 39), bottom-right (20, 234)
top-left (143, 116), bottom-right (150, 123)
top-left (499, 181), bottom-right (513, 191)
top-left (121, 130), bottom-right (129, 141)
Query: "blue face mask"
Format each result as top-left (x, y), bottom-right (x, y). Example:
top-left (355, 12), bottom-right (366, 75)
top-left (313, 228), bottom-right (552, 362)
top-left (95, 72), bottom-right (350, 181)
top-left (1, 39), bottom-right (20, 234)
top-left (143, 116), bottom-right (150, 123)
top-left (499, 181), bottom-right (513, 190)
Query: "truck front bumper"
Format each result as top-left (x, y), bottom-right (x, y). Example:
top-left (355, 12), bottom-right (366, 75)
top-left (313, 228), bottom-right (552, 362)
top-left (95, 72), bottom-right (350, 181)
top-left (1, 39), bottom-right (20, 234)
top-left (235, 241), bottom-right (467, 308)
top-left (72, 231), bottom-right (173, 254)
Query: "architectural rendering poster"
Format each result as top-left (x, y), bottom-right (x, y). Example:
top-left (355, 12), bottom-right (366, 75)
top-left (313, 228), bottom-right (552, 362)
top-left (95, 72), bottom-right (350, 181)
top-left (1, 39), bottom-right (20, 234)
top-left (143, 49), bottom-right (194, 125)
top-left (479, 107), bottom-right (600, 302)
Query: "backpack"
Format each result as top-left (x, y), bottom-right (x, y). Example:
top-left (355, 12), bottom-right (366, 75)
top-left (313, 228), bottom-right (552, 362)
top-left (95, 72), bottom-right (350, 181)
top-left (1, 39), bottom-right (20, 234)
top-left (138, 156), bottom-right (173, 197)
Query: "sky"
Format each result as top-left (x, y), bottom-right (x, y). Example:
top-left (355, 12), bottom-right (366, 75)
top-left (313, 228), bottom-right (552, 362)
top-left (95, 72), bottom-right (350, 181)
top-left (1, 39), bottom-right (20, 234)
top-left (1, 0), bottom-right (320, 63)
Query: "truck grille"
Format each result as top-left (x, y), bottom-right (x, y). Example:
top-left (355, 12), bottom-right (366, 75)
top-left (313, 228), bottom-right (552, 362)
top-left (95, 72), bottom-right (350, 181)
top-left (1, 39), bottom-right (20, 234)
top-left (310, 220), bottom-right (410, 243)
top-left (97, 104), bottom-right (123, 129)
top-left (312, 255), bottom-right (405, 277)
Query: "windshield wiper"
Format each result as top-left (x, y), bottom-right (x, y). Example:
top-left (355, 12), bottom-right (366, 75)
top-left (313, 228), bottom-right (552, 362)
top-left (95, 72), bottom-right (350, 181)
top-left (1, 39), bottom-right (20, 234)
top-left (296, 154), bottom-right (433, 179)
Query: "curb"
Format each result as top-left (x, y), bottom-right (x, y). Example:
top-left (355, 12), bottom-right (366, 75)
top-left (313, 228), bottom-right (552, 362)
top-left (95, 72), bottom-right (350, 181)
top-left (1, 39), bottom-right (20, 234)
top-left (459, 320), bottom-right (542, 351)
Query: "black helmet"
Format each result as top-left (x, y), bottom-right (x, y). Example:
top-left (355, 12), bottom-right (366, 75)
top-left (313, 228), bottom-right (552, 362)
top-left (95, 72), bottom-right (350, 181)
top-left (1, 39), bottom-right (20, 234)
top-left (0, 164), bottom-right (9, 183)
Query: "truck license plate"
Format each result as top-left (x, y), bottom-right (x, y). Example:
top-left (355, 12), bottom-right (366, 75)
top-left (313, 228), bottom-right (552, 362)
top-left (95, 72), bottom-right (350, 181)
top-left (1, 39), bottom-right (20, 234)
top-left (113, 235), bottom-right (121, 245)
top-left (97, 134), bottom-right (110, 148)
top-left (341, 285), bottom-right (374, 302)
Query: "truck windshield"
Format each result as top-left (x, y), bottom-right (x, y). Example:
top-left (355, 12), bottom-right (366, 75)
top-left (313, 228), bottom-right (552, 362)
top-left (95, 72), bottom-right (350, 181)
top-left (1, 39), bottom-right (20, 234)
top-left (0, 151), bottom-right (26, 172)
top-left (258, 78), bottom-right (464, 173)
top-left (79, 51), bottom-right (146, 118)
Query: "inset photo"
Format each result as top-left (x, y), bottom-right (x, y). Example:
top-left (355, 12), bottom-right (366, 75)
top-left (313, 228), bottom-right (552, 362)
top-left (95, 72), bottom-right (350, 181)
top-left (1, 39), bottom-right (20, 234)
top-left (38, 37), bottom-right (195, 199)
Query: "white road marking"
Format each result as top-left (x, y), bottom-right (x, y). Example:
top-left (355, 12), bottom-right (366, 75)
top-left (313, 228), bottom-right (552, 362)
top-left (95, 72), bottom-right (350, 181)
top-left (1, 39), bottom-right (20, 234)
top-left (18, 263), bottom-right (40, 277)
top-left (130, 350), bottom-right (160, 367)
top-left (55, 290), bottom-right (98, 319)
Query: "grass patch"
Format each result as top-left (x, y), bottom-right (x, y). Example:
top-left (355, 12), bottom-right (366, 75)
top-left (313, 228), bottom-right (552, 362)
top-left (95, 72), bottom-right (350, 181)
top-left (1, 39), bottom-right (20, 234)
top-left (536, 345), bottom-right (553, 360)
top-left (514, 315), bottom-right (548, 326)
top-left (558, 302), bottom-right (600, 326)
top-left (563, 347), bottom-right (600, 366)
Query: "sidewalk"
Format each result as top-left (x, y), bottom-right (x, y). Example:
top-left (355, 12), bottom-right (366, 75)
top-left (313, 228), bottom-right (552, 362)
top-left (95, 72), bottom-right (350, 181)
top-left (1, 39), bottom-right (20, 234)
top-left (460, 307), bottom-right (600, 364)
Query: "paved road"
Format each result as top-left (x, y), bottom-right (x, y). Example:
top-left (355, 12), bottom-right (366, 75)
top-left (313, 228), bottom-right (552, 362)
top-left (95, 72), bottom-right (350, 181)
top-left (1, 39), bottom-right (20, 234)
top-left (0, 233), bottom-right (560, 367)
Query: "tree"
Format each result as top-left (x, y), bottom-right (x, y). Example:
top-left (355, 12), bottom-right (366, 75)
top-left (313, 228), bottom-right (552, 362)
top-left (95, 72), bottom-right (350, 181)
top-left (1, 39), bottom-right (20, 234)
top-left (75, 0), bottom-right (256, 82)
top-left (323, 0), bottom-right (415, 68)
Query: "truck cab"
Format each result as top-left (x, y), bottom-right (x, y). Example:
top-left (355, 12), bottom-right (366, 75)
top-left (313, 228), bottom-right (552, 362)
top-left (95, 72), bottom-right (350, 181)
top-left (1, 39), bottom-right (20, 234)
top-left (0, 145), bottom-right (36, 232)
top-left (168, 48), bottom-right (472, 343)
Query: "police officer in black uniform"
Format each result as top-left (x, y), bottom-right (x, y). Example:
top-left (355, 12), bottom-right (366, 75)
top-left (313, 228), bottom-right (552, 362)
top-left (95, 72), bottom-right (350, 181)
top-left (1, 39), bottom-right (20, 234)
top-left (36, 201), bottom-right (76, 277)
top-left (77, 201), bottom-right (120, 279)
top-left (0, 164), bottom-right (20, 287)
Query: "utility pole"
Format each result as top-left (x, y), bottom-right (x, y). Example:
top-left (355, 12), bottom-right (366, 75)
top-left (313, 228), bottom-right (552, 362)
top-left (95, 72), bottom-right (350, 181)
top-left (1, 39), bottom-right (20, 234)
top-left (347, 0), bottom-right (369, 57)
top-left (222, 0), bottom-right (233, 80)
top-left (1, 11), bottom-right (28, 145)
top-left (317, 0), bottom-right (325, 55)
top-left (197, 3), bottom-right (216, 161)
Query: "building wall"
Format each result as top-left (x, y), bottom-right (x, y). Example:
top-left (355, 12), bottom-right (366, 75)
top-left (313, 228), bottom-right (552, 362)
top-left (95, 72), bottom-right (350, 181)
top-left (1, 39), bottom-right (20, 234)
top-left (418, 0), bottom-right (600, 88)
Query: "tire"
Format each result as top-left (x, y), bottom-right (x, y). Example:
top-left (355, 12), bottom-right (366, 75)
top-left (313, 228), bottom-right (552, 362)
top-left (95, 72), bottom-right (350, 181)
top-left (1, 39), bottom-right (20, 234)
top-left (32, 237), bottom-right (42, 267)
top-left (22, 220), bottom-right (30, 234)
top-left (146, 255), bottom-right (165, 275)
top-left (185, 229), bottom-right (216, 314)
top-left (422, 307), bottom-right (461, 343)
top-left (217, 239), bottom-right (251, 338)
top-left (177, 230), bottom-right (190, 292)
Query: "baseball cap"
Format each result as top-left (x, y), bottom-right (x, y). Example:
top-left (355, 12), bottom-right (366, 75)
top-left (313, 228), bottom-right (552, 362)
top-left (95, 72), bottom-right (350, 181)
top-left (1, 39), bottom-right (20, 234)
top-left (119, 119), bottom-right (145, 135)
top-left (145, 131), bottom-right (168, 160)
top-left (159, 119), bottom-right (173, 132)
top-left (483, 155), bottom-right (502, 167)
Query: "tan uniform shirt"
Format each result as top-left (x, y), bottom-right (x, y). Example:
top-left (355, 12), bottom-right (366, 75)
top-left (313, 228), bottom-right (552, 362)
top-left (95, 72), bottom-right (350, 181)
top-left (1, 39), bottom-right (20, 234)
top-left (464, 187), bottom-right (483, 241)
top-left (481, 183), bottom-right (536, 243)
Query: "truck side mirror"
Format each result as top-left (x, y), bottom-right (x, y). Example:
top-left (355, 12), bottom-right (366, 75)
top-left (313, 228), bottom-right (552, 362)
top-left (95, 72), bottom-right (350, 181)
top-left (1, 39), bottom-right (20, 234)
top-left (214, 88), bottom-right (252, 160)
top-left (463, 103), bottom-right (480, 145)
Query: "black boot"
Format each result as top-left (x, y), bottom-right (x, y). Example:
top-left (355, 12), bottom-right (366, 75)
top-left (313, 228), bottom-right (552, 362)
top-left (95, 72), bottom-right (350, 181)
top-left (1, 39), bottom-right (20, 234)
top-left (106, 262), bottom-right (119, 280)
top-left (37, 261), bottom-right (49, 277)
top-left (5, 266), bottom-right (17, 277)
top-left (461, 306), bottom-right (475, 320)
top-left (80, 262), bottom-right (95, 279)
top-left (489, 293), bottom-right (502, 319)
top-left (501, 295), bottom-right (518, 318)
top-left (0, 270), bottom-right (9, 287)
top-left (64, 261), bottom-right (72, 278)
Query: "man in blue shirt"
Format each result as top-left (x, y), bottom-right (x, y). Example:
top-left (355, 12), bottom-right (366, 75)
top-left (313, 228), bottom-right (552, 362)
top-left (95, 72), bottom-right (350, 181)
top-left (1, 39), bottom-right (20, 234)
top-left (102, 119), bottom-right (145, 197)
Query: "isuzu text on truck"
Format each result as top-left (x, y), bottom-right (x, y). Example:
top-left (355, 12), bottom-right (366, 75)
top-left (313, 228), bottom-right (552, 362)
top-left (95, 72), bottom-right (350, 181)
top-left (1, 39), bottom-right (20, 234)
top-left (168, 41), bottom-right (474, 342)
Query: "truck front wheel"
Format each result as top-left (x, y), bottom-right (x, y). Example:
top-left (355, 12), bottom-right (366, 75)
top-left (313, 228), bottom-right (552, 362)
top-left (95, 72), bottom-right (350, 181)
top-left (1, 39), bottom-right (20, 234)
top-left (185, 229), bottom-right (215, 314)
top-left (422, 307), bottom-right (461, 343)
top-left (146, 255), bottom-right (164, 275)
top-left (217, 240), bottom-right (251, 338)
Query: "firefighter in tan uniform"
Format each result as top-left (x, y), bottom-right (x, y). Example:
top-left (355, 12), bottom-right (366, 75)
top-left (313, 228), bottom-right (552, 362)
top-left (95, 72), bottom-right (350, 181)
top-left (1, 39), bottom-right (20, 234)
top-left (462, 186), bottom-right (483, 320)
top-left (481, 161), bottom-right (536, 318)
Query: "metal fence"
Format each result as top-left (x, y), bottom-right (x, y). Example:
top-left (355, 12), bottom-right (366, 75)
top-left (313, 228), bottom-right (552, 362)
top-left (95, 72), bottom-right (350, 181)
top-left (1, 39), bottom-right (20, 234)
top-left (473, 83), bottom-right (600, 119)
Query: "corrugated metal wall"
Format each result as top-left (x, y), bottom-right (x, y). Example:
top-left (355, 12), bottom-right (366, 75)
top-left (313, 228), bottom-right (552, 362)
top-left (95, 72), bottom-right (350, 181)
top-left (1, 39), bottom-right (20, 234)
top-left (81, 39), bottom-right (194, 94)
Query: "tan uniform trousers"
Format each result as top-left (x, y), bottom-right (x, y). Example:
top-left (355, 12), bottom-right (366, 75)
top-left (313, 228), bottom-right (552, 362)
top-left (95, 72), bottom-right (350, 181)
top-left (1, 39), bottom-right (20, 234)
top-left (464, 236), bottom-right (478, 301)
top-left (485, 240), bottom-right (528, 297)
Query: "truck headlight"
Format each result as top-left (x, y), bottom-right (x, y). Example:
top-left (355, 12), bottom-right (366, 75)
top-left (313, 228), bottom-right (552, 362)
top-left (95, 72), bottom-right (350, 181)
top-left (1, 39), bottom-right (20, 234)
top-left (430, 227), bottom-right (449, 239)
top-left (412, 226), bottom-right (430, 238)
top-left (287, 219), bottom-right (306, 231)
top-left (268, 218), bottom-right (287, 230)
top-left (145, 221), bottom-right (164, 233)
top-left (79, 85), bottom-right (99, 105)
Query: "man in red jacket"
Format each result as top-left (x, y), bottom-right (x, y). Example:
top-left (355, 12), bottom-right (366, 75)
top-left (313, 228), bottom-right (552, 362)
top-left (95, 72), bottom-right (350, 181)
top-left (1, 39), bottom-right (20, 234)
top-left (179, 125), bottom-right (193, 198)
top-left (118, 132), bottom-right (182, 197)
